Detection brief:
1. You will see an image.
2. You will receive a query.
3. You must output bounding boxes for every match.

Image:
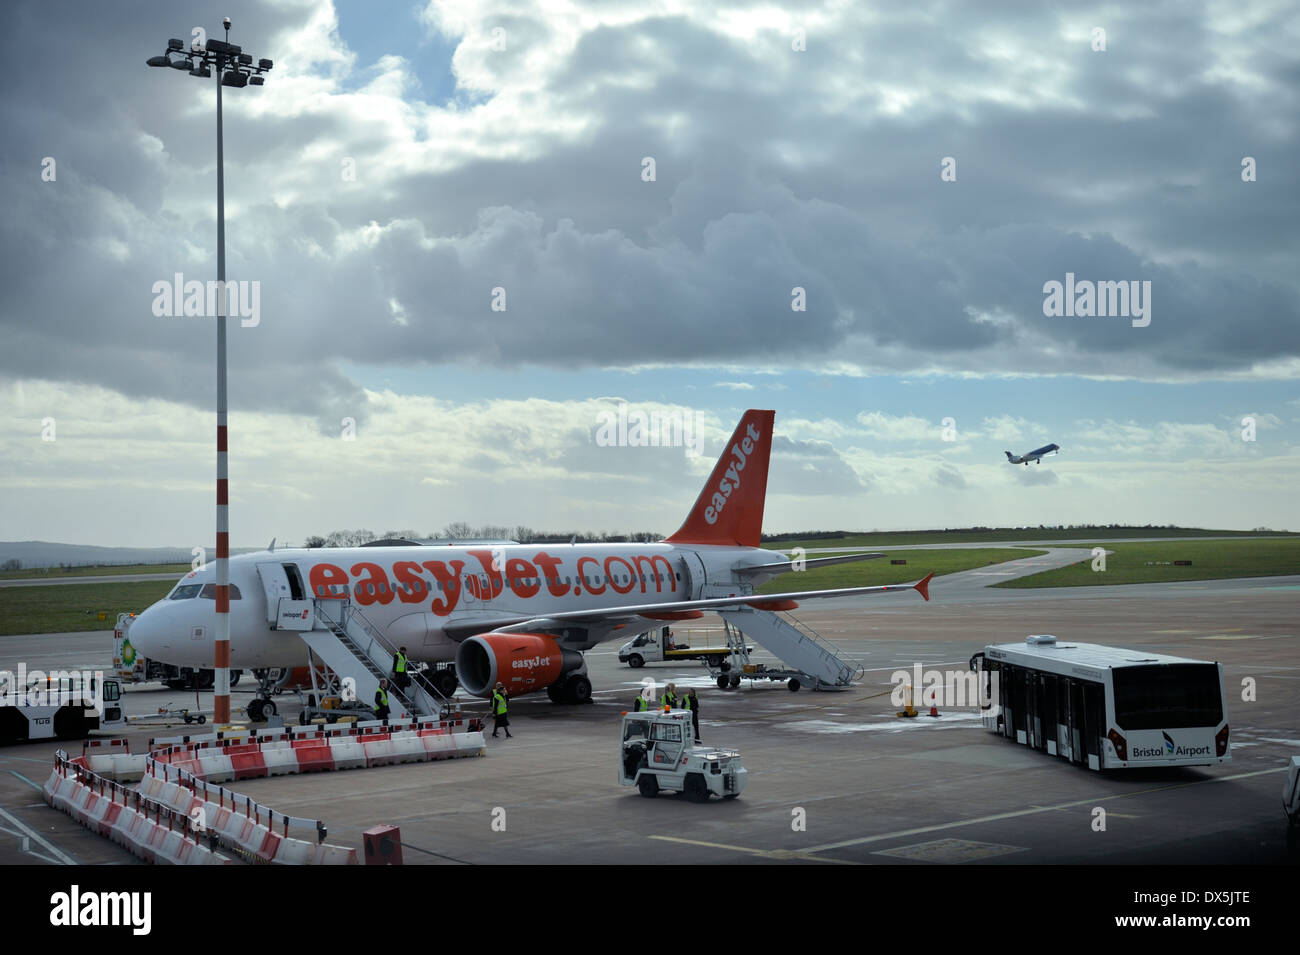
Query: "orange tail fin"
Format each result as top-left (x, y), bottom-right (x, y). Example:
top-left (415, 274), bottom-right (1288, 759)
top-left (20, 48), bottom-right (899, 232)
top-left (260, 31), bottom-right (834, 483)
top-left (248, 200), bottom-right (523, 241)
top-left (665, 410), bottom-right (774, 548)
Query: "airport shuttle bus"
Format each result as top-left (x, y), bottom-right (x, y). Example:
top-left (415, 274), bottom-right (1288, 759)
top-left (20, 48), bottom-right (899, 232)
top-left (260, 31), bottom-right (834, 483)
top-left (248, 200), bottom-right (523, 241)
top-left (970, 635), bottom-right (1230, 770)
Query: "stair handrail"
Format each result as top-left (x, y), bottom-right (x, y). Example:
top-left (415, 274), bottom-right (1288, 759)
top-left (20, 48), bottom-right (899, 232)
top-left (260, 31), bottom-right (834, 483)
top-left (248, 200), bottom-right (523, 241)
top-left (779, 611), bottom-right (865, 683)
top-left (311, 600), bottom-right (453, 715)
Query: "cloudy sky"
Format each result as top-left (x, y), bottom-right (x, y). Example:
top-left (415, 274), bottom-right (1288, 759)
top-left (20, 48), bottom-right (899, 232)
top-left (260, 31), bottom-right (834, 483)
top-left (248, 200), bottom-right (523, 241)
top-left (1, 0), bottom-right (1298, 549)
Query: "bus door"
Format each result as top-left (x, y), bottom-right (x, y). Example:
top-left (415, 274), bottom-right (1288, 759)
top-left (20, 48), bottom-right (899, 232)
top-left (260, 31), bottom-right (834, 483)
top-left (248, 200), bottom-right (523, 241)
top-left (1025, 670), bottom-right (1041, 749)
top-left (1066, 679), bottom-right (1085, 765)
top-left (1009, 665), bottom-right (1027, 744)
top-left (1056, 677), bottom-right (1072, 760)
top-left (1034, 671), bottom-right (1056, 754)
top-left (1082, 682), bottom-right (1105, 770)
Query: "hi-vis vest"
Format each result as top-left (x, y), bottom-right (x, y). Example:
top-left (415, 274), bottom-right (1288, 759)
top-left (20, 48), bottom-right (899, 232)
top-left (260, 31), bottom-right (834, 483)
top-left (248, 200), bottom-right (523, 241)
top-left (493, 690), bottom-right (508, 715)
top-left (634, 696), bottom-right (649, 711)
top-left (394, 652), bottom-right (407, 674)
top-left (682, 695), bottom-right (694, 711)
top-left (376, 687), bottom-right (389, 707)
top-left (661, 692), bottom-right (677, 708)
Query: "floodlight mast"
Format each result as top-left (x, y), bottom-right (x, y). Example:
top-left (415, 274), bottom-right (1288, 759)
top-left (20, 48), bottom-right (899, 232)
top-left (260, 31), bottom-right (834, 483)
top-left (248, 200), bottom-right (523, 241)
top-left (147, 18), bottom-right (272, 724)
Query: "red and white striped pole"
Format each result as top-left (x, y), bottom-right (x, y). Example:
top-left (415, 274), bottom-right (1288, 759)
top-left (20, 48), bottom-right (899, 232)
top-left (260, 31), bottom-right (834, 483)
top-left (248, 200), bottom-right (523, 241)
top-left (212, 41), bottom-right (231, 725)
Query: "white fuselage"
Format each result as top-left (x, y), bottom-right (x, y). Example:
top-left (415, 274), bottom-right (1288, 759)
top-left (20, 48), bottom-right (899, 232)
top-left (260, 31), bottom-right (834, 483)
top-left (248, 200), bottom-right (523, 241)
top-left (126, 542), bottom-right (780, 670)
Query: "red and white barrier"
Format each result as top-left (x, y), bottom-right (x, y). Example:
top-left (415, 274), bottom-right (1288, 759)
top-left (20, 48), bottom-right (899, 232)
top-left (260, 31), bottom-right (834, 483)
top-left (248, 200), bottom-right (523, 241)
top-left (45, 714), bottom-right (485, 865)
top-left (148, 716), bottom-right (485, 783)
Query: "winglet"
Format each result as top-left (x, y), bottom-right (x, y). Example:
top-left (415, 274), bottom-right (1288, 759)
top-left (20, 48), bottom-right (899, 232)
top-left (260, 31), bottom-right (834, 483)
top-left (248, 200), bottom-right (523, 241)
top-left (914, 572), bottom-right (934, 602)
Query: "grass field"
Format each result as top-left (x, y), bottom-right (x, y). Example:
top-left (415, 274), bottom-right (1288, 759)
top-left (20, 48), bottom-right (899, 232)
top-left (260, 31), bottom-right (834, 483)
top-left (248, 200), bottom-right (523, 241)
top-left (992, 538), bottom-right (1300, 588)
top-left (0, 549), bottom-right (1041, 635)
top-left (756, 548), bottom-right (1043, 594)
top-left (0, 581), bottom-right (173, 636)
top-left (0, 563), bottom-right (192, 581)
top-left (763, 528), bottom-right (1294, 551)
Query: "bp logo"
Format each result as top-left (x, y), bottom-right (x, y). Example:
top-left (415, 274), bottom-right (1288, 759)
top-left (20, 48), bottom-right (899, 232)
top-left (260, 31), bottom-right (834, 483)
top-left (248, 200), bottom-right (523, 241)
top-left (121, 639), bottom-right (136, 666)
top-left (1162, 731), bottom-right (1175, 754)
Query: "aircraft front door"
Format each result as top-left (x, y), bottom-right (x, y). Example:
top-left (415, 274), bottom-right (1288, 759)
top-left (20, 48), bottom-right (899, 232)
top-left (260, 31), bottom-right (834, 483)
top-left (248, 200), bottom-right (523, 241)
top-left (256, 563), bottom-right (291, 625)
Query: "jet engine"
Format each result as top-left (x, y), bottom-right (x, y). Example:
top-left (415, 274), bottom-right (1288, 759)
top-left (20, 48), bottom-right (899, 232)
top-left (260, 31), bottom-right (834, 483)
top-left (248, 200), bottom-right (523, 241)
top-left (455, 633), bottom-right (591, 703)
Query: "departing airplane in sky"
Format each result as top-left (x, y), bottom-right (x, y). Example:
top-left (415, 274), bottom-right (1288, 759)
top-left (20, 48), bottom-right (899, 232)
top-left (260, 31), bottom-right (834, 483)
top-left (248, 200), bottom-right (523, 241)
top-left (1005, 443), bottom-right (1061, 465)
top-left (125, 410), bottom-right (931, 705)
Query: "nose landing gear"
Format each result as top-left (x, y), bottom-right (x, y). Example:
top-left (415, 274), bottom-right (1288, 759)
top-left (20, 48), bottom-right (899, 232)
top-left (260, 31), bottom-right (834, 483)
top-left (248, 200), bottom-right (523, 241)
top-left (246, 668), bottom-right (286, 722)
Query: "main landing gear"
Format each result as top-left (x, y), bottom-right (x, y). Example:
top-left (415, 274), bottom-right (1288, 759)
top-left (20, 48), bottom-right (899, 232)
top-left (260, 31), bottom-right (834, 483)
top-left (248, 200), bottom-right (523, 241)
top-left (547, 672), bottom-right (593, 705)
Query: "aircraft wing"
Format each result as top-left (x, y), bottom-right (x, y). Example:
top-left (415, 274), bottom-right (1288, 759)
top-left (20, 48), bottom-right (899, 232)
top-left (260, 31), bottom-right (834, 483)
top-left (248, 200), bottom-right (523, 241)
top-left (733, 552), bottom-right (887, 575)
top-left (442, 574), bottom-right (932, 642)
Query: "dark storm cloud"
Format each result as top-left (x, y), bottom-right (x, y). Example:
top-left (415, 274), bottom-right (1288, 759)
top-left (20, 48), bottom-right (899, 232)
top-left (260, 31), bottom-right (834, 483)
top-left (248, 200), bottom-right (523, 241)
top-left (3, 0), bottom-right (1297, 422)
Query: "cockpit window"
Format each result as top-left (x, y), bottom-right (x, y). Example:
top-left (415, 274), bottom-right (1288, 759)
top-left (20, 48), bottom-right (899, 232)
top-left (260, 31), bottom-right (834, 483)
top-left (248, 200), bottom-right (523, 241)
top-left (169, 583), bottom-right (242, 600)
top-left (199, 583), bottom-right (241, 600)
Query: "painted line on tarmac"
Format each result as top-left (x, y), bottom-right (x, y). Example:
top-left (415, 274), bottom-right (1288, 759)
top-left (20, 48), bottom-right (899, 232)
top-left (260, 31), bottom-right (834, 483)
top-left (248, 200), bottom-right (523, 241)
top-left (0, 804), bottom-right (78, 865)
top-left (648, 834), bottom-right (858, 863)
top-left (9, 770), bottom-right (43, 791)
top-left (804, 766), bottom-right (1287, 854)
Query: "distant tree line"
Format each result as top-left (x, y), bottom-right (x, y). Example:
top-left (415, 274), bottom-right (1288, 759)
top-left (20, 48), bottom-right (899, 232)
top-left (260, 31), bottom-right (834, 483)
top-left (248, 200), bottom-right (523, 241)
top-left (302, 525), bottom-right (664, 547)
top-left (759, 524), bottom-right (1288, 542)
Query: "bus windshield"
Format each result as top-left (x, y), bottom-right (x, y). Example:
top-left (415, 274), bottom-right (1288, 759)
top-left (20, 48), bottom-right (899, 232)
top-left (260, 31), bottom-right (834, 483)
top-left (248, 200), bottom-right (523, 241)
top-left (1112, 664), bottom-right (1223, 730)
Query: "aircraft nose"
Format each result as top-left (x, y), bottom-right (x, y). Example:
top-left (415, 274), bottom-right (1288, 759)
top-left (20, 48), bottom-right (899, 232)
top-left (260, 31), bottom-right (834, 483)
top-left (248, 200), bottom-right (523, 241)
top-left (128, 603), bottom-right (178, 657)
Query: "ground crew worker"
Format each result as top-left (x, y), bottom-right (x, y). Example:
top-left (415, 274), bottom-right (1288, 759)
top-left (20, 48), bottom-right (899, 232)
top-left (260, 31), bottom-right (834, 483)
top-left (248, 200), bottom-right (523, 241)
top-left (660, 682), bottom-right (678, 709)
top-left (633, 692), bottom-right (649, 712)
top-left (374, 678), bottom-right (391, 722)
top-left (683, 688), bottom-right (701, 742)
top-left (393, 647), bottom-right (410, 690)
top-left (491, 681), bottom-right (512, 738)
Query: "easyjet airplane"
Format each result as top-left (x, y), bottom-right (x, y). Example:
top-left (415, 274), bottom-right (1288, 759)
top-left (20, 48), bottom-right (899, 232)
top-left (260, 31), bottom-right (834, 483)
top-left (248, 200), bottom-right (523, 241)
top-left (126, 410), bottom-right (931, 704)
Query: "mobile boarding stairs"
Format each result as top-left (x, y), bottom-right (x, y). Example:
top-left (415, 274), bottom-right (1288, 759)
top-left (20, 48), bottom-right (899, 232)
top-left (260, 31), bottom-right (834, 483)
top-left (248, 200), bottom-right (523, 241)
top-left (253, 594), bottom-right (456, 723)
